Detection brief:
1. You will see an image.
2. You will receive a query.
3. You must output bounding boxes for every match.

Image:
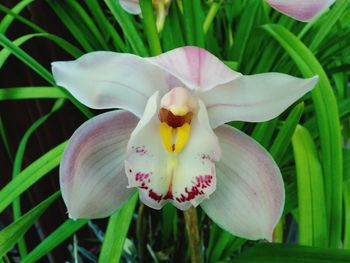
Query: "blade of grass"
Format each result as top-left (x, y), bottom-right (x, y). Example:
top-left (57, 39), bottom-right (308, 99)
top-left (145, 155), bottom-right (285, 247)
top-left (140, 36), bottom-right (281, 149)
top-left (262, 24), bottom-right (343, 248)
top-left (64, 1), bottom-right (109, 50)
top-left (0, 87), bottom-right (66, 101)
top-left (84, 0), bottom-right (126, 51)
top-left (0, 142), bottom-right (66, 214)
top-left (104, 0), bottom-right (148, 56)
top-left (0, 0), bottom-right (34, 34)
top-left (182, 0), bottom-right (195, 45)
top-left (11, 100), bottom-right (64, 258)
top-left (47, 0), bottom-right (95, 52)
top-left (344, 148), bottom-right (350, 249)
top-left (232, 0), bottom-right (260, 67)
top-left (308, 0), bottom-right (349, 52)
top-left (0, 192), bottom-right (60, 258)
top-left (234, 243), bottom-right (350, 263)
top-left (22, 219), bottom-right (88, 263)
top-left (292, 125), bottom-right (327, 247)
top-left (0, 3), bottom-right (45, 34)
top-left (270, 102), bottom-right (304, 164)
top-left (0, 34), bottom-right (92, 118)
top-left (0, 33), bottom-right (83, 67)
top-left (0, 114), bottom-right (13, 162)
top-left (139, 0), bottom-right (162, 56)
top-left (98, 194), bottom-right (138, 263)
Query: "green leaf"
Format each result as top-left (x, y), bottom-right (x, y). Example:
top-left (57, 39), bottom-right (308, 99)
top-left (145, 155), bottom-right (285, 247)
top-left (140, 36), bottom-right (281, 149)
top-left (22, 219), bottom-right (88, 263)
top-left (232, 0), bottom-right (260, 66)
top-left (344, 148), bottom-right (350, 249)
top-left (0, 33), bottom-right (82, 68)
top-left (0, 87), bottom-right (66, 101)
top-left (232, 243), bottom-right (350, 263)
top-left (270, 102), bottom-right (304, 164)
top-left (344, 148), bottom-right (350, 182)
top-left (139, 0), bottom-right (162, 56)
top-left (0, 3), bottom-right (45, 34)
top-left (0, 192), bottom-right (60, 258)
top-left (0, 114), bottom-right (13, 161)
top-left (292, 125), bottom-right (328, 247)
top-left (104, 0), bottom-right (148, 56)
top-left (0, 0), bottom-right (35, 34)
top-left (0, 142), bottom-right (66, 214)
top-left (0, 33), bottom-right (53, 84)
top-left (308, 0), bottom-right (349, 52)
top-left (84, 0), bottom-right (126, 51)
top-left (11, 100), bottom-right (64, 258)
top-left (47, 0), bottom-right (95, 52)
top-left (0, 33), bottom-right (92, 118)
top-left (98, 194), bottom-right (138, 263)
top-left (262, 23), bottom-right (343, 248)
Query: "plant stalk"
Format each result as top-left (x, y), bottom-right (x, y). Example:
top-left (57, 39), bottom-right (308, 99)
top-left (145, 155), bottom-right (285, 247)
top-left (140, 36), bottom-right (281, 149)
top-left (184, 206), bottom-right (201, 263)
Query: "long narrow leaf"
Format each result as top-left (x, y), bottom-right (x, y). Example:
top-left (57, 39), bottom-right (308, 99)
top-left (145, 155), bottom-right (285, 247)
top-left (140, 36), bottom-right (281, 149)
top-left (0, 142), bottom-right (66, 214)
top-left (292, 125), bottom-right (328, 247)
top-left (262, 24), bottom-right (343, 248)
top-left (22, 219), bottom-right (88, 263)
top-left (0, 192), bottom-right (60, 258)
top-left (98, 194), bottom-right (138, 263)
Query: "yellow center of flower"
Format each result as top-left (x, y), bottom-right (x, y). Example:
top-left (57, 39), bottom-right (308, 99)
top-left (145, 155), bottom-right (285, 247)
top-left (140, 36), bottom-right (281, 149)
top-left (158, 87), bottom-right (196, 154)
top-left (159, 122), bottom-right (190, 154)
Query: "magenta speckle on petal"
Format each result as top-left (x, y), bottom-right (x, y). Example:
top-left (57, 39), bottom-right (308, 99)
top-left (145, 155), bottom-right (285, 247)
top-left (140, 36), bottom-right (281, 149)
top-left (174, 175), bottom-right (213, 203)
top-left (149, 189), bottom-right (162, 202)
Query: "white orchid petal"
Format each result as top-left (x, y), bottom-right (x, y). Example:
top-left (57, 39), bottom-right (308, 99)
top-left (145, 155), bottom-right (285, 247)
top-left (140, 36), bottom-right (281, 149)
top-left (120, 0), bottom-right (141, 15)
top-left (60, 110), bottom-right (138, 219)
top-left (148, 46), bottom-right (241, 91)
top-left (126, 92), bottom-right (221, 210)
top-left (266, 0), bottom-right (335, 22)
top-left (52, 51), bottom-right (169, 117)
top-left (201, 73), bottom-right (318, 128)
top-left (201, 125), bottom-right (284, 241)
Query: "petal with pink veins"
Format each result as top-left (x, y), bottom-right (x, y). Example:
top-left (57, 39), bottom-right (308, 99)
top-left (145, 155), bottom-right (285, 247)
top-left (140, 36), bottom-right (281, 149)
top-left (201, 125), bottom-right (284, 241)
top-left (52, 51), bottom-right (170, 117)
top-left (266, 0), bottom-right (335, 22)
top-left (60, 110), bottom-right (138, 219)
top-left (120, 0), bottom-right (141, 15)
top-left (201, 73), bottom-right (318, 128)
top-left (126, 92), bottom-right (221, 210)
top-left (148, 46), bottom-right (241, 91)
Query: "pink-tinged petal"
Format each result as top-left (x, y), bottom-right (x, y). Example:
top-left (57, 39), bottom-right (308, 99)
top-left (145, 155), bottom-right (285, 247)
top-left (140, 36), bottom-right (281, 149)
top-left (201, 125), bottom-right (284, 241)
top-left (52, 51), bottom-right (170, 117)
top-left (201, 73), bottom-right (318, 128)
top-left (126, 92), bottom-right (221, 210)
top-left (148, 46), bottom-right (241, 91)
top-left (60, 110), bottom-right (138, 219)
top-left (267, 0), bottom-right (335, 22)
top-left (120, 0), bottom-right (141, 15)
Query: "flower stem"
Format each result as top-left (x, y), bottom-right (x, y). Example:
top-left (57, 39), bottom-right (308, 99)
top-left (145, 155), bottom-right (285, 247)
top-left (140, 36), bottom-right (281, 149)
top-left (203, 0), bottom-right (223, 35)
top-left (184, 207), bottom-right (201, 263)
top-left (139, 0), bottom-right (162, 56)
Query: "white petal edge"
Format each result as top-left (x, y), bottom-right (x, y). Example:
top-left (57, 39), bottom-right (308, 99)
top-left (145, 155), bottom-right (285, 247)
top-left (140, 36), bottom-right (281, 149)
top-left (52, 51), bottom-right (170, 117)
top-left (60, 110), bottom-right (138, 219)
top-left (126, 92), bottom-right (221, 210)
top-left (148, 46), bottom-right (242, 91)
top-left (201, 73), bottom-right (318, 128)
top-left (266, 0), bottom-right (335, 22)
top-left (201, 125), bottom-right (285, 241)
top-left (120, 0), bottom-right (141, 15)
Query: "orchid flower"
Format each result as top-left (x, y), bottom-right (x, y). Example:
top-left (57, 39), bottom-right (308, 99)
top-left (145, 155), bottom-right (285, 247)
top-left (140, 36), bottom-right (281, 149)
top-left (120, 0), bottom-right (170, 31)
top-left (52, 46), bottom-right (318, 240)
top-left (266, 0), bottom-right (336, 22)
